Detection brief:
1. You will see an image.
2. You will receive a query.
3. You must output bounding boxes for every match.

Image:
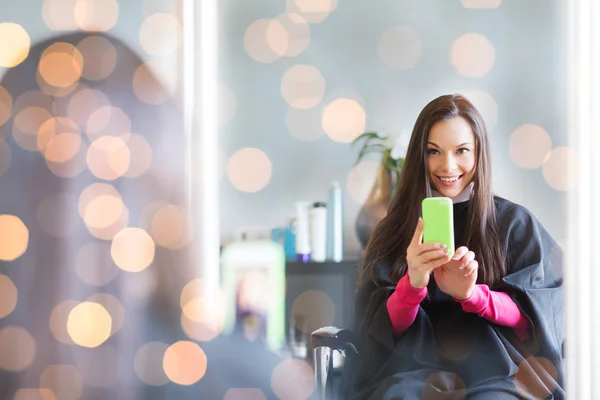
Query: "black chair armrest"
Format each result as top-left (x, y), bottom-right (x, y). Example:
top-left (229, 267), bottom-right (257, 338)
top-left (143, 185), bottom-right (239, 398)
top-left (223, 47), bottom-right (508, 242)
top-left (311, 326), bottom-right (359, 357)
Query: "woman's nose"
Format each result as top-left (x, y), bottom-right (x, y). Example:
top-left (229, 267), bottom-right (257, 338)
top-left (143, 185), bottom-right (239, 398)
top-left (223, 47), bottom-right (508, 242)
top-left (441, 154), bottom-right (458, 172)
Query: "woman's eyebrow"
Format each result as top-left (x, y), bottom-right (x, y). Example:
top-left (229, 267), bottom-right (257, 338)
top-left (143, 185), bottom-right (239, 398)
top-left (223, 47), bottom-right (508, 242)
top-left (426, 142), bottom-right (473, 148)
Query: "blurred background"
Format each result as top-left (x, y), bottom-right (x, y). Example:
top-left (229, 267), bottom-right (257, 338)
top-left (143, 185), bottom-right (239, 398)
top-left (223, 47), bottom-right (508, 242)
top-left (0, 0), bottom-right (570, 399)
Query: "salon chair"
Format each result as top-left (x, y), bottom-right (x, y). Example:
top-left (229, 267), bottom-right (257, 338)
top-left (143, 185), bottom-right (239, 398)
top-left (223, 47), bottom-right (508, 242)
top-left (311, 326), bottom-right (359, 400)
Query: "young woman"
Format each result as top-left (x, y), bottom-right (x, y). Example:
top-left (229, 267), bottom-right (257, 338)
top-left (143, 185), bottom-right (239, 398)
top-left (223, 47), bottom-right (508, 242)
top-left (344, 94), bottom-right (564, 399)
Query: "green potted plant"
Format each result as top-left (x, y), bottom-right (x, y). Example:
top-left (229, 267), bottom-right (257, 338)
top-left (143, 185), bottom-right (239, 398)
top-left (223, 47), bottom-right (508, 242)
top-left (352, 129), bottom-right (411, 248)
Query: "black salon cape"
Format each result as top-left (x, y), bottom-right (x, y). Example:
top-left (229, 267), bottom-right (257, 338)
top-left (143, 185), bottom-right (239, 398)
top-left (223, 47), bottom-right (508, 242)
top-left (341, 196), bottom-right (564, 400)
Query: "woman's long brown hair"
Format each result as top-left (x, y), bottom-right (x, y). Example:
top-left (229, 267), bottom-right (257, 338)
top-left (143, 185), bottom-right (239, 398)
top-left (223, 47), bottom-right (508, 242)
top-left (360, 94), bottom-right (506, 288)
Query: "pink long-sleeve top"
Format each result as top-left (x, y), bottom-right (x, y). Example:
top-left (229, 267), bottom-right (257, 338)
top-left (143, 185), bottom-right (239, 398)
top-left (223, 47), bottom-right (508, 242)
top-left (386, 273), bottom-right (531, 340)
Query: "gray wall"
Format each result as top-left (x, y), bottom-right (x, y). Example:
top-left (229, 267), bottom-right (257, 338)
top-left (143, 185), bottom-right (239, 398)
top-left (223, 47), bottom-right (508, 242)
top-left (219, 0), bottom-right (568, 258)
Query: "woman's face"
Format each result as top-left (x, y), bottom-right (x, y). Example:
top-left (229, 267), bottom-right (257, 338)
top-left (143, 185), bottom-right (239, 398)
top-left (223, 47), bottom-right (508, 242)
top-left (426, 117), bottom-right (477, 198)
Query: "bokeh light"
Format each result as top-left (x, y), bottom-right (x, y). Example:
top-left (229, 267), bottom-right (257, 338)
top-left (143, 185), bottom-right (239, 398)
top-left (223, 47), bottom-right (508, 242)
top-left (133, 62), bottom-right (171, 105)
top-left (0, 214), bottom-right (29, 261)
top-left (67, 88), bottom-right (111, 127)
top-left (150, 203), bottom-right (191, 249)
top-left (39, 42), bottom-right (84, 88)
top-left (13, 106), bottom-right (54, 151)
top-left (86, 293), bottom-right (124, 336)
top-left (79, 183), bottom-right (129, 240)
top-left (273, 13), bottom-right (310, 57)
top-left (43, 0), bottom-right (79, 31)
top-left (180, 279), bottom-right (226, 342)
top-left (451, 33), bottom-right (495, 78)
top-left (123, 133), bottom-right (153, 177)
top-left (78, 183), bottom-right (121, 219)
top-left (322, 98), bottom-right (366, 143)
top-left (50, 301), bottom-right (79, 345)
top-left (227, 148), bottom-right (273, 193)
top-left (281, 65), bottom-right (325, 109)
top-left (36, 68), bottom-right (79, 98)
top-left (37, 116), bottom-right (79, 153)
top-left (76, 35), bottom-right (117, 80)
top-left (110, 227), bottom-right (156, 272)
top-left (134, 341), bottom-right (170, 386)
top-left (162, 341), bottom-right (207, 385)
top-left (0, 23), bottom-right (31, 68)
top-left (84, 193), bottom-right (125, 230)
top-left (87, 135), bottom-right (132, 180)
top-left (39, 364), bottom-right (84, 400)
top-left (291, 290), bottom-right (336, 334)
top-left (346, 160), bottom-right (380, 205)
top-left (285, 0), bottom-right (338, 23)
top-left (462, 90), bottom-right (499, 128)
top-left (45, 139), bottom-right (89, 178)
top-left (509, 124), bottom-right (552, 169)
top-left (244, 19), bottom-right (289, 63)
top-left (378, 26), bottom-right (422, 70)
top-left (67, 301), bottom-right (112, 348)
top-left (12, 389), bottom-right (55, 400)
top-left (0, 274), bottom-right (18, 318)
top-left (74, 0), bottom-right (119, 31)
top-left (270, 359), bottom-right (315, 400)
top-left (0, 85), bottom-right (13, 126)
top-left (139, 13), bottom-right (182, 56)
top-left (543, 146), bottom-right (579, 191)
top-left (42, 132), bottom-right (81, 164)
top-left (86, 106), bottom-right (132, 141)
top-left (0, 326), bottom-right (36, 372)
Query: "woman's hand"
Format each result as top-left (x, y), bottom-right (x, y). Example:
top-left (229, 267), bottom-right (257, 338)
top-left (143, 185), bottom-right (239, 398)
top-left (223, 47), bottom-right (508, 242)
top-left (406, 218), bottom-right (452, 289)
top-left (433, 246), bottom-right (478, 300)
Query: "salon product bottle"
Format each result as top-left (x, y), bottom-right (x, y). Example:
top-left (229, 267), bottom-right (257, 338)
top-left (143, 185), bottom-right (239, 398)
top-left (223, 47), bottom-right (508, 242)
top-left (326, 181), bottom-right (344, 262)
top-left (309, 202), bottom-right (327, 262)
top-left (295, 201), bottom-right (312, 263)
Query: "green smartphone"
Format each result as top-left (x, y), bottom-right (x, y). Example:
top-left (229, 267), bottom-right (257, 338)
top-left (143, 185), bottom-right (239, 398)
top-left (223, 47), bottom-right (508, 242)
top-left (421, 197), bottom-right (455, 257)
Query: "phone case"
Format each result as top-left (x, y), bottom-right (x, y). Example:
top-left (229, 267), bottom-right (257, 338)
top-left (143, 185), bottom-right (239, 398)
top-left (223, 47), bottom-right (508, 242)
top-left (421, 197), bottom-right (455, 257)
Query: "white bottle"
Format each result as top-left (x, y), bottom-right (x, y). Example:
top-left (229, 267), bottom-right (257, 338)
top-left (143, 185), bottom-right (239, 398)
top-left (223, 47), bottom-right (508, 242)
top-left (295, 201), bottom-right (312, 262)
top-left (326, 181), bottom-right (344, 262)
top-left (309, 202), bottom-right (327, 262)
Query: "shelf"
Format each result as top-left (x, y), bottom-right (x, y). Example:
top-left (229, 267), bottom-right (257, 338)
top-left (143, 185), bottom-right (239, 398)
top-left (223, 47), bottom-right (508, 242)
top-left (285, 260), bottom-right (360, 275)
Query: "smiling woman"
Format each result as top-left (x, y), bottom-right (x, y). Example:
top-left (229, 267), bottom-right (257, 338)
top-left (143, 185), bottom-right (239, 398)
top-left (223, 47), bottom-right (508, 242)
top-left (349, 94), bottom-right (565, 399)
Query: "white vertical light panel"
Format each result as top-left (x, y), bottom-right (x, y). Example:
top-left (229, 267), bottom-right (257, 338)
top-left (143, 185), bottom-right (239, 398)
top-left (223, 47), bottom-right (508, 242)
top-left (590, 0), bottom-right (600, 394)
top-left (183, 0), bottom-right (220, 304)
top-left (566, 0), bottom-right (597, 397)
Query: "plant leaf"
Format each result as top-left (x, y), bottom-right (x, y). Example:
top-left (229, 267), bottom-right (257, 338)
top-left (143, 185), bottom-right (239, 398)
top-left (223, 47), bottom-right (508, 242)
top-left (356, 144), bottom-right (387, 164)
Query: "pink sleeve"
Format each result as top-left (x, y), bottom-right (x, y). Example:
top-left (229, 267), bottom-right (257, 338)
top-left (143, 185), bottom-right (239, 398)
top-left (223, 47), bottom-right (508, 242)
top-left (456, 284), bottom-right (531, 341)
top-left (386, 274), bottom-right (428, 335)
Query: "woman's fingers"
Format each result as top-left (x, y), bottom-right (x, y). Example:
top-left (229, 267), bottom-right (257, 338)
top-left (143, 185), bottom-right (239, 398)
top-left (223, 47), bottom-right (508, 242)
top-left (459, 251), bottom-right (476, 269)
top-left (420, 248), bottom-right (449, 263)
top-left (452, 246), bottom-right (469, 260)
top-left (423, 254), bottom-right (452, 271)
top-left (409, 218), bottom-right (424, 248)
top-left (464, 260), bottom-right (478, 277)
top-left (418, 242), bottom-right (447, 254)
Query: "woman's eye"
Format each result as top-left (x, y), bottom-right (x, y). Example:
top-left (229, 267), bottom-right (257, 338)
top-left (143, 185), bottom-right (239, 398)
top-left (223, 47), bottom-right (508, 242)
top-left (427, 149), bottom-right (439, 155)
top-left (457, 148), bottom-right (470, 154)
